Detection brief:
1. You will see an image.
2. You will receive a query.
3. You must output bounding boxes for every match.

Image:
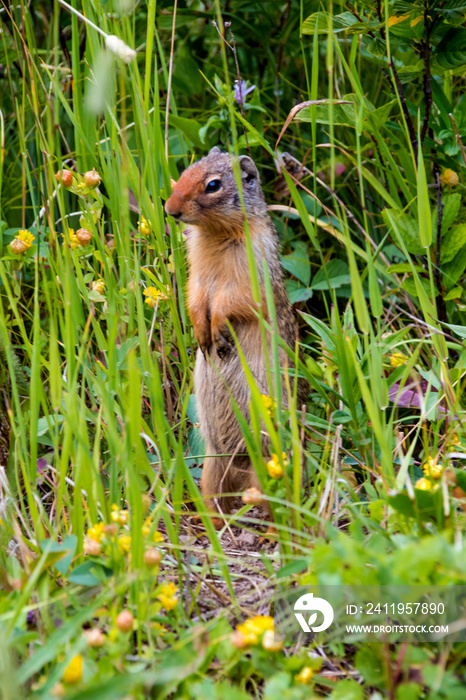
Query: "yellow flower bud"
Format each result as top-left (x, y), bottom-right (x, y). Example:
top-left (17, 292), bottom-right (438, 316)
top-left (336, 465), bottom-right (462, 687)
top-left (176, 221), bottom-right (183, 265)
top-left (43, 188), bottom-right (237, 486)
top-left (144, 548), bottom-right (162, 567)
top-left (84, 628), bottom-right (105, 647)
top-left (84, 168), bottom-right (101, 188)
top-left (440, 169), bottom-right (459, 187)
top-left (83, 537), bottom-right (101, 556)
top-left (242, 487), bottom-right (263, 506)
top-left (116, 610), bottom-right (134, 632)
top-left (230, 630), bottom-right (247, 649)
top-left (76, 228), bottom-right (92, 246)
top-left (56, 170), bottom-right (74, 187)
top-left (10, 239), bottom-right (27, 254)
top-left (262, 629), bottom-right (284, 652)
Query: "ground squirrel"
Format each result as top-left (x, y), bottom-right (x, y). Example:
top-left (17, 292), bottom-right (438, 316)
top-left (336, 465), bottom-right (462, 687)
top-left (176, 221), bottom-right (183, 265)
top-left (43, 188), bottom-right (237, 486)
top-left (165, 147), bottom-right (308, 522)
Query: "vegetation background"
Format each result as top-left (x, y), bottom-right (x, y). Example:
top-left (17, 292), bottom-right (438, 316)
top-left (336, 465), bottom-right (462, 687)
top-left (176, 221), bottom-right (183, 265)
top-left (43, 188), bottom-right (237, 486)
top-left (1, 0), bottom-right (466, 697)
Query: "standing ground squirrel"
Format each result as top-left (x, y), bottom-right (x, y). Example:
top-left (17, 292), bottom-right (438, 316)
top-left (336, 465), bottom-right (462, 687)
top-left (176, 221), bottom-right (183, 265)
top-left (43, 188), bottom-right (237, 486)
top-left (165, 147), bottom-right (308, 523)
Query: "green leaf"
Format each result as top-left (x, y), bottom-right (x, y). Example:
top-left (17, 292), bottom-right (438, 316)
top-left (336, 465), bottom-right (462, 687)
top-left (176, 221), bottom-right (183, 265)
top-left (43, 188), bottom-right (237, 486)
top-left (444, 286), bottom-right (463, 300)
top-left (441, 224), bottom-right (466, 263)
top-left (389, 493), bottom-right (416, 518)
top-left (441, 193), bottom-right (461, 233)
top-left (442, 244), bottom-right (466, 286)
top-left (285, 279), bottom-right (313, 304)
top-left (36, 414), bottom-right (66, 437)
top-left (280, 241), bottom-right (311, 285)
top-left (39, 535), bottom-right (77, 574)
top-left (436, 28), bottom-right (466, 69)
top-left (310, 259), bottom-right (350, 290)
top-left (438, 321), bottom-right (466, 339)
top-left (330, 679), bottom-right (365, 700)
top-left (166, 113), bottom-right (203, 148)
top-left (302, 12), bottom-right (358, 35)
top-left (332, 410), bottom-right (352, 424)
top-left (68, 561), bottom-right (113, 587)
top-left (387, 263), bottom-right (425, 274)
top-left (276, 559), bottom-right (308, 578)
top-left (417, 148), bottom-right (432, 248)
top-left (382, 209), bottom-right (426, 255)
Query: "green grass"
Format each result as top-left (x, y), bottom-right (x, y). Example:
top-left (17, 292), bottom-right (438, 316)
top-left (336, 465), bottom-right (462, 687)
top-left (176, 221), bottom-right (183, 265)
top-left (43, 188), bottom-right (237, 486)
top-left (1, 1), bottom-right (466, 698)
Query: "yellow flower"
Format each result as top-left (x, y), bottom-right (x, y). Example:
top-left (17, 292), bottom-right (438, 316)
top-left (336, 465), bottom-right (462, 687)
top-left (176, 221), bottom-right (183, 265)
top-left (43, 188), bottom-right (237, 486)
top-left (87, 522), bottom-right (105, 542)
top-left (157, 581), bottom-right (178, 611)
top-left (422, 457), bottom-right (443, 480)
top-left (159, 581), bottom-right (178, 597)
top-left (389, 352), bottom-right (408, 368)
top-left (14, 229), bottom-right (35, 250)
top-left (295, 666), bottom-right (314, 684)
top-left (440, 169), bottom-right (459, 187)
top-left (261, 394), bottom-right (276, 417)
top-left (158, 594), bottom-right (178, 611)
top-left (235, 615), bottom-right (274, 647)
top-left (151, 621), bottom-right (168, 635)
top-left (118, 535), bottom-right (131, 554)
top-left (63, 228), bottom-right (79, 250)
top-left (388, 14), bottom-right (410, 27)
top-left (110, 503), bottom-right (128, 525)
top-left (143, 286), bottom-right (168, 308)
top-left (138, 216), bottom-right (151, 236)
top-left (141, 516), bottom-right (164, 541)
top-left (91, 279), bottom-right (105, 294)
top-left (267, 452), bottom-right (288, 479)
top-left (447, 433), bottom-right (462, 451)
top-left (415, 476), bottom-right (439, 492)
top-left (62, 655), bottom-right (83, 685)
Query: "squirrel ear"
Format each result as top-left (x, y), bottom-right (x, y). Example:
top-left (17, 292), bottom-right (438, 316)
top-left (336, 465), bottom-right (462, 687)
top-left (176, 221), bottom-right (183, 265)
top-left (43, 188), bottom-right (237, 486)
top-left (239, 155), bottom-right (259, 183)
top-left (209, 146), bottom-right (222, 156)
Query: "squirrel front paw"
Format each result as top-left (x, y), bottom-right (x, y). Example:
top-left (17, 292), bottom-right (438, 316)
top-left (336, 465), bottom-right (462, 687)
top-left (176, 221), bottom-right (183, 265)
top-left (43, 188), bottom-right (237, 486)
top-left (193, 321), bottom-right (212, 355)
top-left (213, 325), bottom-right (233, 359)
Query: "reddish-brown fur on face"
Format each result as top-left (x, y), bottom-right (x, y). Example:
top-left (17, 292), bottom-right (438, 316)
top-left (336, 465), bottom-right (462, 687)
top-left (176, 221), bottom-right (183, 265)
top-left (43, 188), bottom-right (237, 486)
top-left (165, 148), bottom-right (308, 525)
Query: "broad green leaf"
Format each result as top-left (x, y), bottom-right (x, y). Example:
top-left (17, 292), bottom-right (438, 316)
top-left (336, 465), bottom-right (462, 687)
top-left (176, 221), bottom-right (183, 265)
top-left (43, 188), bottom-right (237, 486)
top-left (39, 535), bottom-right (77, 574)
top-left (166, 113), bottom-right (203, 148)
top-left (311, 259), bottom-right (350, 290)
top-left (36, 414), bottom-right (66, 437)
top-left (441, 193), bottom-right (462, 234)
top-left (382, 209), bottom-right (426, 255)
top-left (302, 11), bottom-right (358, 35)
top-left (436, 28), bottom-right (466, 69)
top-left (441, 224), bottom-right (466, 263)
top-left (330, 679), bottom-right (365, 700)
top-left (280, 241), bottom-right (311, 285)
top-left (444, 287), bottom-right (463, 300)
top-left (285, 279), bottom-right (313, 304)
top-left (68, 561), bottom-right (113, 587)
top-left (439, 321), bottom-right (466, 339)
top-left (442, 244), bottom-right (466, 286)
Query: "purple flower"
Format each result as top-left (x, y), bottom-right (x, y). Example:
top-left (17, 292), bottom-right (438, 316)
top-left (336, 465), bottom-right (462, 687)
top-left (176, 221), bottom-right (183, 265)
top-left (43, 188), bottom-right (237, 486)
top-left (234, 80), bottom-right (255, 106)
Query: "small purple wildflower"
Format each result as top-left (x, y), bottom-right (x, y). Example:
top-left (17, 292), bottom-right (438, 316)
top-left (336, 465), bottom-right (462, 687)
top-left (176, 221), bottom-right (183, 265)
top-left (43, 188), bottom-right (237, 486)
top-left (234, 80), bottom-right (255, 106)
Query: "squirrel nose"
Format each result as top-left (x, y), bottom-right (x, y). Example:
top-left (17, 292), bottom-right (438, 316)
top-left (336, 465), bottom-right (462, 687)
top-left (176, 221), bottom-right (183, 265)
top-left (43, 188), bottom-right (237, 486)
top-left (165, 192), bottom-right (184, 219)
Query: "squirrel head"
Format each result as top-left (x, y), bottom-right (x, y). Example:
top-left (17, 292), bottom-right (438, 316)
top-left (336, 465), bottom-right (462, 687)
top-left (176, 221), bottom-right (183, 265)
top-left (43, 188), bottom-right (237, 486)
top-left (165, 147), bottom-right (267, 232)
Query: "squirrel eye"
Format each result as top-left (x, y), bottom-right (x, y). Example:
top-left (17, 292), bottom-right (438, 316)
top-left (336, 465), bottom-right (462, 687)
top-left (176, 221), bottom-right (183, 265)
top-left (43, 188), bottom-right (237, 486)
top-left (205, 179), bottom-right (221, 193)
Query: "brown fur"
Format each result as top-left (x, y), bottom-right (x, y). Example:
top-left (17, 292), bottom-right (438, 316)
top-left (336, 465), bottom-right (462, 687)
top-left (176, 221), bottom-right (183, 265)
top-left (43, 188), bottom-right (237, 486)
top-left (165, 147), bottom-right (308, 520)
